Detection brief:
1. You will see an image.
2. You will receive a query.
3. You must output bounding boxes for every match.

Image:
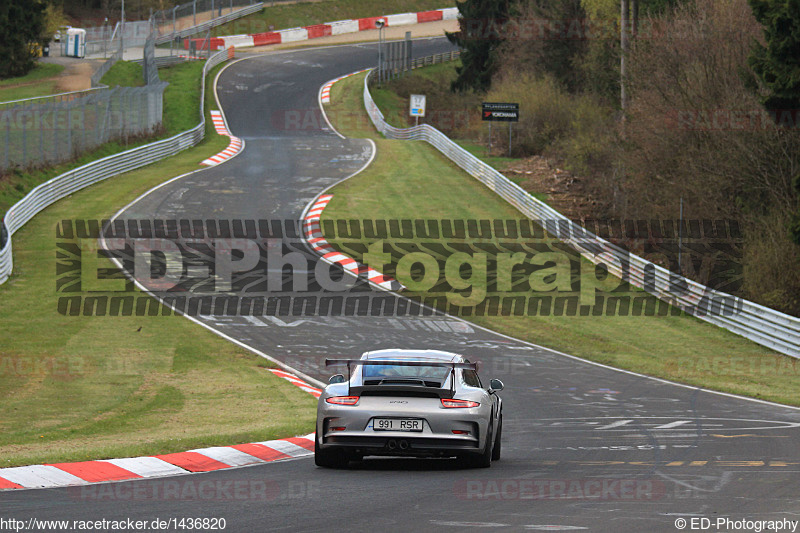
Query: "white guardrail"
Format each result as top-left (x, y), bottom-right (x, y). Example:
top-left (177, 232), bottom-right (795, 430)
top-left (0, 48), bottom-right (233, 286)
top-left (362, 69), bottom-right (800, 358)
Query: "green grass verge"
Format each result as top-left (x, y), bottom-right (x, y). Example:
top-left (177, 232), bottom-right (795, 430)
top-left (320, 71), bottom-right (800, 407)
top-left (100, 61), bottom-right (144, 88)
top-left (0, 60), bottom-right (316, 468)
top-left (160, 62), bottom-right (207, 136)
top-left (213, 0), bottom-right (453, 37)
top-left (0, 63), bottom-right (65, 103)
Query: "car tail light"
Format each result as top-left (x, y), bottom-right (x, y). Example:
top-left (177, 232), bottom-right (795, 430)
top-left (326, 396), bottom-right (360, 406)
top-left (451, 430), bottom-right (470, 435)
top-left (441, 398), bottom-right (480, 408)
top-left (330, 426), bottom-right (346, 431)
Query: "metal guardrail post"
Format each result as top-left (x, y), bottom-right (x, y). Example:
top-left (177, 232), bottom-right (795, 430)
top-left (21, 110), bottom-right (27, 167)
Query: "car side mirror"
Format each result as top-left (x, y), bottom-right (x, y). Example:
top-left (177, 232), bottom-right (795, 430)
top-left (489, 379), bottom-right (504, 392)
top-left (329, 374), bottom-right (346, 384)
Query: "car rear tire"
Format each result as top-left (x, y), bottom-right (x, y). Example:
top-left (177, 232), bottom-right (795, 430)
top-left (491, 415), bottom-right (502, 461)
top-left (314, 435), bottom-right (350, 468)
top-left (464, 420), bottom-right (493, 468)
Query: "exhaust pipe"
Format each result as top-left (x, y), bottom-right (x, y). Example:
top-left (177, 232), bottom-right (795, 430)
top-left (387, 439), bottom-right (397, 450)
top-left (399, 440), bottom-right (409, 450)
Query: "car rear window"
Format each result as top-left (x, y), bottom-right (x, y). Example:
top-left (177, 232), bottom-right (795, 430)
top-left (362, 363), bottom-right (451, 382)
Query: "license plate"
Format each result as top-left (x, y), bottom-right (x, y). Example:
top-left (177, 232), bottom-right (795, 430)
top-left (373, 418), bottom-right (423, 432)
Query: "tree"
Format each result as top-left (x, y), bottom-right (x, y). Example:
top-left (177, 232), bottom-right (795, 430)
top-left (0, 0), bottom-right (47, 79)
top-left (749, 0), bottom-right (800, 114)
top-left (43, 2), bottom-right (69, 43)
top-left (446, 0), bottom-right (513, 92)
top-left (495, 0), bottom-right (588, 93)
top-left (748, 0), bottom-right (800, 244)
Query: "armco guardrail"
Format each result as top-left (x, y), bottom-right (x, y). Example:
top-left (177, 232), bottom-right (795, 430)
top-left (0, 48), bottom-right (233, 285)
top-left (362, 70), bottom-right (800, 357)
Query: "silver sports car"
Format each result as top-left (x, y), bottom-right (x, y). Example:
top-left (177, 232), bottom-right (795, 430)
top-left (315, 349), bottom-right (504, 468)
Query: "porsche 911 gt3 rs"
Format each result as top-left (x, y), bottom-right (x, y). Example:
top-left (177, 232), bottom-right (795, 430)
top-left (315, 349), bottom-right (504, 468)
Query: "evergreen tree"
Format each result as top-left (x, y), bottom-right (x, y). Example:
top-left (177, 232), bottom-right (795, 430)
top-left (0, 0), bottom-right (47, 78)
top-left (749, 0), bottom-right (800, 114)
top-left (518, 0), bottom-right (588, 93)
top-left (446, 0), bottom-right (513, 92)
top-left (748, 0), bottom-right (800, 244)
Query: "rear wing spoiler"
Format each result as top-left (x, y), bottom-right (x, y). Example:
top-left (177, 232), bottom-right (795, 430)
top-left (324, 359), bottom-right (478, 396)
top-left (325, 359), bottom-right (478, 370)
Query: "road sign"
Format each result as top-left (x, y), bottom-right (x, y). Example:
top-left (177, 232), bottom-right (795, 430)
top-left (410, 94), bottom-right (426, 118)
top-left (482, 102), bottom-right (519, 122)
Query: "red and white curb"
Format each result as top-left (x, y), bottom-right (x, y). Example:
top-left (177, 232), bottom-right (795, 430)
top-left (0, 434), bottom-right (315, 490)
top-left (201, 110), bottom-right (243, 166)
top-left (269, 369), bottom-right (321, 398)
top-left (185, 7), bottom-right (458, 50)
top-left (320, 68), bottom-right (368, 103)
top-left (0, 372), bottom-right (323, 491)
top-left (303, 194), bottom-right (404, 291)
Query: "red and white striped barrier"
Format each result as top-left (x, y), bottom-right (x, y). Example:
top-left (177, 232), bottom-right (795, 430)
top-left (185, 7), bottom-right (459, 51)
top-left (303, 194), bottom-right (404, 291)
top-left (201, 110), bottom-right (243, 166)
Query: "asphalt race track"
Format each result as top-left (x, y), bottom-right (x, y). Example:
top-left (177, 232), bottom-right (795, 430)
top-left (3, 39), bottom-right (800, 532)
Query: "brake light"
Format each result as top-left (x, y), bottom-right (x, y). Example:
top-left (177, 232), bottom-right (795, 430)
top-left (326, 396), bottom-right (360, 405)
top-left (441, 398), bottom-right (480, 408)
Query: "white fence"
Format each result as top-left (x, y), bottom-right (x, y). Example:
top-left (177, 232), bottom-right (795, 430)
top-left (362, 70), bottom-right (800, 357)
top-left (0, 49), bottom-right (233, 286)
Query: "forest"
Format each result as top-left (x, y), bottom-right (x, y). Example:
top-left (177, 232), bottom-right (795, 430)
top-left (437, 0), bottom-right (800, 315)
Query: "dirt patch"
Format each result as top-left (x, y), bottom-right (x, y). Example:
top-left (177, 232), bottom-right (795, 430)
top-left (55, 61), bottom-right (101, 92)
top-left (502, 155), bottom-right (597, 221)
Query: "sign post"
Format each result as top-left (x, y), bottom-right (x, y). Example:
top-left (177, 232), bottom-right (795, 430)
top-left (410, 94), bottom-right (426, 127)
top-left (482, 102), bottom-right (519, 156)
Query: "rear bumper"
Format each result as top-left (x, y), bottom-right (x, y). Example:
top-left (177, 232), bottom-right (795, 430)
top-left (320, 432), bottom-right (480, 457)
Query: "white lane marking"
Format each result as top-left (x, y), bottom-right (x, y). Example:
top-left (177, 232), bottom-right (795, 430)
top-left (596, 420), bottom-right (634, 430)
top-left (430, 522), bottom-right (508, 528)
top-left (654, 420), bottom-right (693, 430)
top-left (243, 315), bottom-right (267, 327)
top-left (524, 527), bottom-right (588, 531)
top-left (544, 417), bottom-right (800, 431)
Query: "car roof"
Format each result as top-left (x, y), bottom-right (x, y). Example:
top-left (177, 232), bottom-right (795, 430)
top-left (361, 349), bottom-right (463, 363)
